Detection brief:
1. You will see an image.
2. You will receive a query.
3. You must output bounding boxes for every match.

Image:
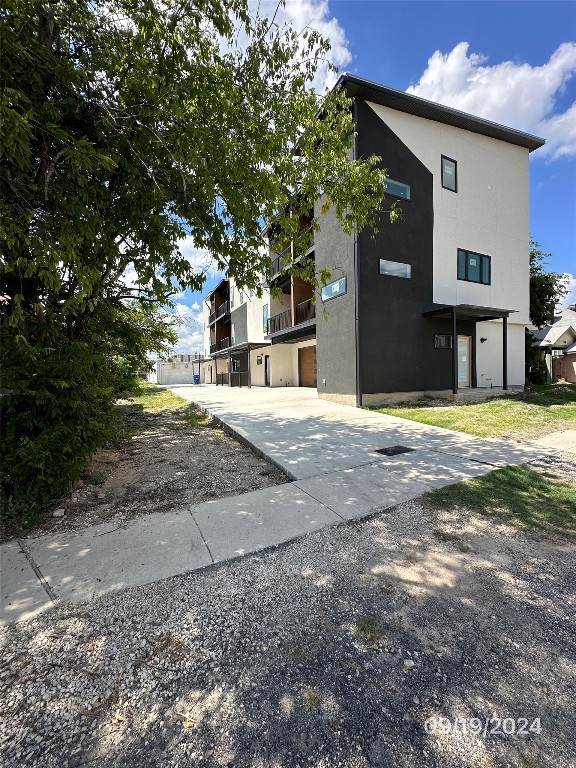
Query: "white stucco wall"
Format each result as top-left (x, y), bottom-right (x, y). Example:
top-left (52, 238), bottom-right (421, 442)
top-left (156, 361), bottom-right (203, 385)
top-left (475, 321), bottom-right (525, 388)
top-left (366, 102), bottom-right (531, 326)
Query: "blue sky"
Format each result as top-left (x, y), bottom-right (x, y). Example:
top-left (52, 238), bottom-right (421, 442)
top-left (171, 0), bottom-right (576, 352)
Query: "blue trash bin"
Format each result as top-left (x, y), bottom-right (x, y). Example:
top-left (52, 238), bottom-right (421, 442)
top-left (193, 375), bottom-right (200, 385)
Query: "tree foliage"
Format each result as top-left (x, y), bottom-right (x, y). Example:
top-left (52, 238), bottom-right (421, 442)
top-left (529, 238), bottom-right (568, 328)
top-left (0, 0), bottom-right (389, 525)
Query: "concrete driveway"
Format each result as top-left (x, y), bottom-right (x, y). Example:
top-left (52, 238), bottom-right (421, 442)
top-left (1, 385), bottom-right (551, 626)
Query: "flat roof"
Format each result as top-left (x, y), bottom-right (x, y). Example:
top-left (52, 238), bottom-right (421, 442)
top-left (338, 74), bottom-right (545, 152)
top-left (423, 304), bottom-right (517, 322)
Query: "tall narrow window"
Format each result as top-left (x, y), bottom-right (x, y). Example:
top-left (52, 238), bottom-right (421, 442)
top-left (230, 285), bottom-right (235, 308)
top-left (231, 323), bottom-right (236, 345)
top-left (263, 304), bottom-right (269, 333)
top-left (441, 156), bottom-right (457, 192)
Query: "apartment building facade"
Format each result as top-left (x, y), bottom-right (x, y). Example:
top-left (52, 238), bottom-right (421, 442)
top-left (203, 74), bottom-right (544, 406)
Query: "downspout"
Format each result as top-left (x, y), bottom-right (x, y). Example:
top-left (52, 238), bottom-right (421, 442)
top-left (353, 100), bottom-right (362, 409)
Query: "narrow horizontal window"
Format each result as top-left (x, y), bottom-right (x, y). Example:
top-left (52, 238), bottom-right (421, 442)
top-left (321, 276), bottom-right (347, 302)
top-left (441, 156), bottom-right (457, 192)
top-left (384, 179), bottom-right (411, 200)
top-left (379, 259), bottom-right (412, 279)
top-left (434, 334), bottom-right (453, 349)
top-left (457, 248), bottom-right (491, 285)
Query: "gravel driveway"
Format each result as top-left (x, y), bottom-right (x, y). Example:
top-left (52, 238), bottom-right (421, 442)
top-left (2, 455), bottom-right (574, 768)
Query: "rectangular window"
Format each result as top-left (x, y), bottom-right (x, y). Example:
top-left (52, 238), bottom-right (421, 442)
top-left (379, 259), bottom-right (411, 279)
top-left (434, 334), bottom-right (453, 349)
top-left (231, 323), bottom-right (236, 345)
top-left (457, 248), bottom-right (491, 285)
top-left (321, 276), bottom-right (347, 302)
top-left (384, 179), bottom-right (411, 201)
top-left (230, 285), bottom-right (235, 308)
top-left (263, 304), bottom-right (269, 333)
top-left (232, 358), bottom-right (241, 372)
top-left (441, 156), bottom-right (457, 192)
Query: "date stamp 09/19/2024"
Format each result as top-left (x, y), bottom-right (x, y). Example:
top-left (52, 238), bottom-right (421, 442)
top-left (424, 716), bottom-right (542, 738)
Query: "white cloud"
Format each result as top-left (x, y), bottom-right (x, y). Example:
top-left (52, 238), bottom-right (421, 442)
top-left (560, 273), bottom-right (576, 308)
top-left (235, 1), bottom-right (351, 93)
top-left (171, 301), bottom-right (205, 354)
top-left (407, 42), bottom-right (576, 159)
top-left (177, 236), bottom-right (224, 282)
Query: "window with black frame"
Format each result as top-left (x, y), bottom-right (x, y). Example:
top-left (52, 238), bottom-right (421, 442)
top-left (457, 249), bottom-right (490, 285)
top-left (441, 156), bottom-right (457, 192)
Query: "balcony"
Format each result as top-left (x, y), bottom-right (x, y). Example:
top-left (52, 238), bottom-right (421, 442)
top-left (217, 337), bottom-right (230, 351)
top-left (208, 301), bottom-right (230, 325)
top-left (268, 309), bottom-right (292, 335)
top-left (209, 343), bottom-right (217, 354)
top-left (295, 298), bottom-right (315, 325)
top-left (269, 247), bottom-right (291, 281)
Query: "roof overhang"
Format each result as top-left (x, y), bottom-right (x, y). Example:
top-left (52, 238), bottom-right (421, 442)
top-left (423, 304), bottom-right (517, 323)
top-left (211, 341), bottom-right (271, 358)
top-left (203, 277), bottom-right (229, 302)
top-left (337, 74), bottom-right (545, 153)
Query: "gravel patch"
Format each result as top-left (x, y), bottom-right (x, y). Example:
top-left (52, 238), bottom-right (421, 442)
top-left (1, 457), bottom-right (574, 768)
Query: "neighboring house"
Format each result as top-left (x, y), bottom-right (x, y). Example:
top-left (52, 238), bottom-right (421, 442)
top-left (203, 74), bottom-right (544, 406)
top-left (148, 353), bottom-right (205, 385)
top-left (530, 306), bottom-right (576, 383)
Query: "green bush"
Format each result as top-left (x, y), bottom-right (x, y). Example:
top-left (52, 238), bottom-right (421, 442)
top-left (0, 332), bottom-right (120, 529)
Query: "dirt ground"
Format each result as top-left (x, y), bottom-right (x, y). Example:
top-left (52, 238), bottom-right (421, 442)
top-left (6, 401), bottom-right (288, 542)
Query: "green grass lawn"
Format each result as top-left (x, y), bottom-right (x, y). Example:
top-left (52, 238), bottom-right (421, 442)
top-left (374, 383), bottom-right (576, 438)
top-left (425, 465), bottom-right (576, 536)
top-left (128, 383), bottom-right (210, 428)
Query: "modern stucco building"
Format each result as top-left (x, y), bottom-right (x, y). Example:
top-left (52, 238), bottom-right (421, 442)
top-left (203, 74), bottom-right (544, 406)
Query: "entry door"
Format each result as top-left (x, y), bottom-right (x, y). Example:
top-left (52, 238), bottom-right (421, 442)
top-left (298, 345), bottom-right (317, 388)
top-left (264, 355), bottom-right (270, 386)
top-left (457, 336), bottom-right (471, 387)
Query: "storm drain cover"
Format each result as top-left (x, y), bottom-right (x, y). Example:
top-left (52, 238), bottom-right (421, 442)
top-left (374, 445), bottom-right (415, 456)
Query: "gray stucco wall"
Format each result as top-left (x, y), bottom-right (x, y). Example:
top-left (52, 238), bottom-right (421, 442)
top-left (230, 303), bottom-right (248, 346)
top-left (314, 196), bottom-right (357, 398)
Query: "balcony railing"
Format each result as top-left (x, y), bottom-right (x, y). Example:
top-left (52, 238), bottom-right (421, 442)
top-left (217, 337), bottom-right (230, 351)
top-left (295, 298), bottom-right (315, 325)
top-left (268, 309), bottom-right (292, 335)
top-left (208, 301), bottom-right (230, 325)
top-left (216, 301), bottom-right (229, 319)
top-left (270, 247), bottom-right (291, 280)
top-left (209, 343), bottom-right (217, 354)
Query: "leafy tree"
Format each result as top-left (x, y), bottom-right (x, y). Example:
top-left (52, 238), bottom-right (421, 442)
top-left (529, 238), bottom-right (568, 328)
top-left (0, 0), bottom-right (389, 524)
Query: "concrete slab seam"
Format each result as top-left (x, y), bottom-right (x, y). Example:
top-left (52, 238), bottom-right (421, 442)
top-left (189, 511), bottom-right (215, 564)
top-left (17, 538), bottom-right (60, 605)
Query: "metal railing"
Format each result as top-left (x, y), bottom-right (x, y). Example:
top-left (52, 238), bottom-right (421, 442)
top-left (268, 309), bottom-right (292, 335)
top-left (208, 301), bottom-right (230, 325)
top-left (269, 247), bottom-right (291, 280)
top-left (216, 301), bottom-right (229, 319)
top-left (295, 298), bottom-right (315, 325)
top-left (209, 343), bottom-right (217, 354)
top-left (217, 337), bottom-right (230, 351)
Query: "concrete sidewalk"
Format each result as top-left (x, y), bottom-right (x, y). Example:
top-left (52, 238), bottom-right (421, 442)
top-left (1, 386), bottom-right (552, 625)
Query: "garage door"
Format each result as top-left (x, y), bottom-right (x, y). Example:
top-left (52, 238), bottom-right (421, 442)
top-left (298, 345), bottom-right (317, 388)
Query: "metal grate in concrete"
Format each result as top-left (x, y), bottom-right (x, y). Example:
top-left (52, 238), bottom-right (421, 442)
top-left (374, 445), bottom-right (415, 457)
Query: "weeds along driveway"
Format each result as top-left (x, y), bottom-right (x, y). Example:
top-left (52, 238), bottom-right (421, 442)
top-left (0, 493), bottom-right (574, 768)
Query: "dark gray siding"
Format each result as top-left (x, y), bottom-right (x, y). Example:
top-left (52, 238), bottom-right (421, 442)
top-left (314, 194), bottom-right (357, 397)
top-left (356, 101), bottom-right (475, 393)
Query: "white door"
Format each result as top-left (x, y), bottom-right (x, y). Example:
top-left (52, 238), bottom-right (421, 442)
top-left (457, 336), bottom-right (471, 387)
